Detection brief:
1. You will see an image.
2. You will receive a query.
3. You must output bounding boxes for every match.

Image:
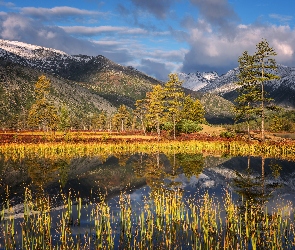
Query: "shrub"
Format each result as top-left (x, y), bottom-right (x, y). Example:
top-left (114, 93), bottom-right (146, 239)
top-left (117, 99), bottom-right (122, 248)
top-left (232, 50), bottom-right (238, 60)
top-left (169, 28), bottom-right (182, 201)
top-left (176, 119), bottom-right (202, 134)
top-left (269, 116), bottom-right (293, 132)
top-left (220, 131), bottom-right (236, 138)
top-left (161, 122), bottom-right (174, 131)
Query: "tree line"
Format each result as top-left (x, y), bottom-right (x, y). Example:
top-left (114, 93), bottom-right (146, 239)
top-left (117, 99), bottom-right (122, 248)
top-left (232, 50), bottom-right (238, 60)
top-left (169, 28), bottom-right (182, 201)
top-left (13, 39), bottom-right (295, 139)
top-left (27, 74), bottom-right (206, 138)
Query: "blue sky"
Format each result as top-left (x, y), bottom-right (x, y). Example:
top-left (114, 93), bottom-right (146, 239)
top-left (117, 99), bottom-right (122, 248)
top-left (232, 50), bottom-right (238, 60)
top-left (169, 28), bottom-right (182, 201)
top-left (0, 0), bottom-right (294, 80)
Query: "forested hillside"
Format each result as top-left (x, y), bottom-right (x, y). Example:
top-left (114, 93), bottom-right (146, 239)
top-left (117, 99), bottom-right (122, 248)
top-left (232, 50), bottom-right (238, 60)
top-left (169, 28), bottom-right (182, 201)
top-left (0, 39), bottom-right (234, 129)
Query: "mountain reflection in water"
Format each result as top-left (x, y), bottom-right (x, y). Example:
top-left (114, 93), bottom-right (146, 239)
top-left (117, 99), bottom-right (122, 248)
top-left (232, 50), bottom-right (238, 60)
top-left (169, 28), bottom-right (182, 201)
top-left (0, 152), bottom-right (295, 249)
top-left (1, 152), bottom-right (294, 213)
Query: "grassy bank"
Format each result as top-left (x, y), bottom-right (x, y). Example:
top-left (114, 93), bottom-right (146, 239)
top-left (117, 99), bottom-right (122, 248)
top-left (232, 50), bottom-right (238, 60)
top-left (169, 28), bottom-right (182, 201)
top-left (1, 139), bottom-right (295, 162)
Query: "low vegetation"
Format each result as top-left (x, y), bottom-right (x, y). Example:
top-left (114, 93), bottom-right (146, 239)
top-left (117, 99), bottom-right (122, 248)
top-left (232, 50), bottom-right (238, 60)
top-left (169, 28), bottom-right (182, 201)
top-left (1, 187), bottom-right (294, 249)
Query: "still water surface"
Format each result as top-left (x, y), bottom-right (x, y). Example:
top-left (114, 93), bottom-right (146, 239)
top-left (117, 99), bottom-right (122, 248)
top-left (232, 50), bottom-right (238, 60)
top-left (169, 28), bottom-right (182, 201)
top-left (0, 152), bottom-right (295, 248)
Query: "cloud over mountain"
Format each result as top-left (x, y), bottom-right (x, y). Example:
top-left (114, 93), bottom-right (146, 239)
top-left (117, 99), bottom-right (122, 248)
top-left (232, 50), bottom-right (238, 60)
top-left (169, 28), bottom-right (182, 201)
top-left (0, 0), bottom-right (294, 80)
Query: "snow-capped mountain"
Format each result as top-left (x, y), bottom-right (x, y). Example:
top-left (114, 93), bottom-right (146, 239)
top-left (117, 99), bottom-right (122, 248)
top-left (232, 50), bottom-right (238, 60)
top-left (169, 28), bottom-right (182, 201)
top-left (181, 64), bottom-right (295, 108)
top-left (198, 67), bottom-right (240, 94)
top-left (0, 39), bottom-right (162, 128)
top-left (178, 71), bottom-right (219, 91)
top-left (0, 39), bottom-right (159, 84)
top-left (0, 39), bottom-right (68, 58)
top-left (0, 39), bottom-right (121, 82)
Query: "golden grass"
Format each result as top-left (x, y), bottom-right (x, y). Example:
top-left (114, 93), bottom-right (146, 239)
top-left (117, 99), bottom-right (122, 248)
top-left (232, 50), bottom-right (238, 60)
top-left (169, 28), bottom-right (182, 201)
top-left (1, 139), bottom-right (295, 163)
top-left (0, 131), bottom-right (157, 140)
top-left (199, 124), bottom-right (226, 135)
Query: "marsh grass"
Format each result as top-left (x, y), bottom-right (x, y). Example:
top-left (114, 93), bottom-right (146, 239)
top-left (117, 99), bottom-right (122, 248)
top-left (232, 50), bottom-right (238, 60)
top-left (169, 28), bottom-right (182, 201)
top-left (0, 187), bottom-right (294, 249)
top-left (1, 139), bottom-right (295, 163)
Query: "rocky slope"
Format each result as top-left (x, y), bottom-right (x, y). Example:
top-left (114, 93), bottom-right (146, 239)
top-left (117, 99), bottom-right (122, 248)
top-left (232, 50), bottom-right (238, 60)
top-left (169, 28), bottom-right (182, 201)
top-left (0, 39), bottom-right (237, 127)
top-left (0, 39), bottom-right (164, 128)
top-left (180, 65), bottom-right (295, 108)
top-left (178, 71), bottom-right (218, 91)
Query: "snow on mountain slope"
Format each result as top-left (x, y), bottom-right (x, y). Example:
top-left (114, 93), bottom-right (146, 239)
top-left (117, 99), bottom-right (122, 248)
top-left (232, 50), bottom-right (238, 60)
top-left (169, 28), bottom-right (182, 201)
top-left (198, 65), bottom-right (295, 94)
top-left (179, 64), bottom-right (295, 108)
top-left (0, 39), bottom-right (68, 58)
top-left (0, 39), bottom-right (160, 85)
top-left (0, 39), bottom-right (103, 76)
top-left (198, 67), bottom-right (240, 94)
top-left (178, 71), bottom-right (218, 91)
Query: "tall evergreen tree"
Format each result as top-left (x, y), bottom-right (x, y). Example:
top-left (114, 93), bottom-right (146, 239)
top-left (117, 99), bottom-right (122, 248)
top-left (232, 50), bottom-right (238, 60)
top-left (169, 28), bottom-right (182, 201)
top-left (97, 111), bottom-right (107, 131)
top-left (58, 105), bottom-right (71, 131)
top-left (112, 105), bottom-right (130, 132)
top-left (28, 75), bottom-right (59, 131)
top-left (134, 99), bottom-right (148, 135)
top-left (235, 39), bottom-right (279, 141)
top-left (235, 51), bottom-right (260, 140)
top-left (181, 95), bottom-right (206, 123)
top-left (164, 73), bottom-right (185, 139)
top-left (145, 85), bottom-right (165, 139)
top-left (254, 39), bottom-right (279, 141)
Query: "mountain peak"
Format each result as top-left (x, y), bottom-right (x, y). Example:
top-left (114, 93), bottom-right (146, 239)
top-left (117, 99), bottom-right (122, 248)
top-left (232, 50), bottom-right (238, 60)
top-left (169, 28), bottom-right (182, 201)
top-left (181, 65), bottom-right (295, 108)
top-left (0, 39), bottom-right (69, 59)
top-left (178, 71), bottom-right (218, 91)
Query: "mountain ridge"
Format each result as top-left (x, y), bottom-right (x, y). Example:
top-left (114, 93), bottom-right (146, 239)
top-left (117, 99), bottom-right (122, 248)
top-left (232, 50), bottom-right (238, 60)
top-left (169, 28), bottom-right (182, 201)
top-left (180, 64), bottom-right (295, 108)
top-left (0, 38), bottom-right (236, 128)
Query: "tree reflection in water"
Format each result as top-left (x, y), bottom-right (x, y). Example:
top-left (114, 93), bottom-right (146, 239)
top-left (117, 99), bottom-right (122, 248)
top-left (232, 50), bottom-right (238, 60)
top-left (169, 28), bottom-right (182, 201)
top-left (233, 156), bottom-right (282, 207)
top-left (232, 156), bottom-right (283, 248)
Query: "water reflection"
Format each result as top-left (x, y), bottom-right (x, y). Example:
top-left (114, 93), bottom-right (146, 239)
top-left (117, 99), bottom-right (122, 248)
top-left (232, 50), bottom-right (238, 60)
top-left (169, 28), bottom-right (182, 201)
top-left (1, 152), bottom-right (294, 210)
top-left (233, 156), bottom-right (282, 207)
top-left (0, 151), bottom-right (295, 248)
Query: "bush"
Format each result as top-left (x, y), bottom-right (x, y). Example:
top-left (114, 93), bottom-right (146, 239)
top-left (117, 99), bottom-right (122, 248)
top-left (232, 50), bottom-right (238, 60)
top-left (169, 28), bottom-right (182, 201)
top-left (176, 119), bottom-right (202, 134)
top-left (161, 122), bottom-right (174, 131)
top-left (220, 130), bottom-right (236, 138)
top-left (269, 116), bottom-right (293, 132)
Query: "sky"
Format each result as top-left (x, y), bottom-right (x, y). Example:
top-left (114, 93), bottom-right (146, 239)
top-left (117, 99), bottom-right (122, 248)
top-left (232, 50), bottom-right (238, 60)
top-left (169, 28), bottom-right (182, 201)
top-left (0, 0), bottom-right (294, 80)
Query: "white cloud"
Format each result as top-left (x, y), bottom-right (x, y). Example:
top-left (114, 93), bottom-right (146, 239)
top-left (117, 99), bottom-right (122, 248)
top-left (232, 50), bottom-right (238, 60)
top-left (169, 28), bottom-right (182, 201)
top-left (129, 0), bottom-right (177, 19)
top-left (0, 13), bottom-right (133, 62)
top-left (21, 6), bottom-right (103, 17)
top-left (189, 0), bottom-right (239, 35)
top-left (0, 1), bottom-right (294, 80)
top-left (92, 40), bottom-right (124, 46)
top-left (138, 58), bottom-right (170, 80)
top-left (269, 14), bottom-right (293, 23)
top-left (0, 14), bottom-right (29, 40)
top-left (182, 23), bottom-right (295, 74)
top-left (60, 25), bottom-right (147, 35)
top-left (38, 30), bottom-right (56, 39)
top-left (0, 1), bottom-right (15, 8)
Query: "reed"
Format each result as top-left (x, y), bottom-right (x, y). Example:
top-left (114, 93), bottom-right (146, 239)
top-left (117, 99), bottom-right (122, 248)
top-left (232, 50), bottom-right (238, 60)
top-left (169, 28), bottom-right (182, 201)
top-left (1, 187), bottom-right (293, 249)
top-left (1, 139), bottom-right (295, 163)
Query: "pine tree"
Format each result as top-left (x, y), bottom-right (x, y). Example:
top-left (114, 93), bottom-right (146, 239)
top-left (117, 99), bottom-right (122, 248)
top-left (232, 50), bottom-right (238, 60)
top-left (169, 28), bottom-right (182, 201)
top-left (164, 73), bottom-right (185, 139)
top-left (181, 95), bottom-right (206, 123)
top-left (58, 105), bottom-right (71, 131)
top-left (134, 99), bottom-right (148, 135)
top-left (112, 105), bottom-right (130, 132)
top-left (28, 75), bottom-right (59, 131)
top-left (235, 51), bottom-right (260, 140)
top-left (97, 111), bottom-right (107, 131)
top-left (235, 39), bottom-right (279, 141)
top-left (254, 39), bottom-right (279, 141)
top-left (145, 85), bottom-right (165, 139)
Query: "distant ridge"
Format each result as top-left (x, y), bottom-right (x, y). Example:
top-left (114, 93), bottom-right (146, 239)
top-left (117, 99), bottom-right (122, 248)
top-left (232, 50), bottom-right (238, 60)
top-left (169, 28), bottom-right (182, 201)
top-left (0, 39), bottom-right (237, 128)
top-left (180, 65), bottom-right (295, 109)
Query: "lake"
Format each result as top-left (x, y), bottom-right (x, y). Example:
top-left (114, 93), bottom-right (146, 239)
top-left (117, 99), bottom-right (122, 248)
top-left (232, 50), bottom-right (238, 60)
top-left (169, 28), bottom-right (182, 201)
top-left (0, 151), bottom-right (295, 249)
